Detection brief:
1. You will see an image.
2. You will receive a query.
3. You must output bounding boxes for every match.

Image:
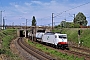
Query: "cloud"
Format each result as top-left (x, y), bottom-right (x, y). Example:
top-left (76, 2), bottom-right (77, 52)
top-left (31, 1), bottom-right (43, 5)
top-left (1, 0), bottom-right (90, 26)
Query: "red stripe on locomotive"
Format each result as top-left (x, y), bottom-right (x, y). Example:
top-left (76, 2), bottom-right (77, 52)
top-left (58, 42), bottom-right (68, 44)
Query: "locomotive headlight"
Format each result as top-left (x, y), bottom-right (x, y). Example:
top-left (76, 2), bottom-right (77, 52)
top-left (62, 39), bottom-right (64, 42)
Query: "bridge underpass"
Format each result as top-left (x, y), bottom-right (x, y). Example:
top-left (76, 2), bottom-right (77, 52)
top-left (17, 29), bottom-right (29, 37)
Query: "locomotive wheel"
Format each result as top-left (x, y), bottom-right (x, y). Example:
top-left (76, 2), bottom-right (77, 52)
top-left (55, 45), bottom-right (59, 49)
top-left (61, 46), bottom-right (64, 50)
top-left (52, 44), bottom-right (55, 48)
top-left (46, 43), bottom-right (49, 46)
top-left (66, 47), bottom-right (69, 50)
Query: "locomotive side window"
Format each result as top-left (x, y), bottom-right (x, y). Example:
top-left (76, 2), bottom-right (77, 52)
top-left (63, 36), bottom-right (67, 39)
top-left (59, 35), bottom-right (67, 39)
top-left (59, 36), bottom-right (62, 38)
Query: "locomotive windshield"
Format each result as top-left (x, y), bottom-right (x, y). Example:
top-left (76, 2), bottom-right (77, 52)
top-left (58, 35), bottom-right (67, 39)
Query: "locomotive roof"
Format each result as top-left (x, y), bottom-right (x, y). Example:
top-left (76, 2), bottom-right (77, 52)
top-left (55, 33), bottom-right (67, 35)
top-left (44, 32), bottom-right (55, 35)
top-left (44, 32), bottom-right (67, 35)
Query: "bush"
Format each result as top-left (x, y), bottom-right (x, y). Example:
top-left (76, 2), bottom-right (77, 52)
top-left (0, 49), bottom-right (6, 54)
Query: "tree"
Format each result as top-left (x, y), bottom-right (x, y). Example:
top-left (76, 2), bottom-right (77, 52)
top-left (73, 12), bottom-right (88, 26)
top-left (60, 21), bottom-right (66, 28)
top-left (32, 16), bottom-right (36, 26)
top-left (65, 22), bottom-right (74, 28)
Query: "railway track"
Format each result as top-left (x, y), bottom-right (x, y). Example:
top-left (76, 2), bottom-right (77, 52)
top-left (70, 46), bottom-right (90, 55)
top-left (45, 44), bottom-right (90, 60)
top-left (64, 50), bottom-right (90, 60)
top-left (28, 37), bottom-right (90, 60)
top-left (68, 41), bottom-right (90, 54)
top-left (17, 37), bottom-right (55, 60)
top-left (45, 43), bottom-right (90, 60)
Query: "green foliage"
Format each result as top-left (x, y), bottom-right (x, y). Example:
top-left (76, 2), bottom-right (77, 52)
top-left (0, 29), bottom-right (20, 60)
top-left (28, 40), bottom-right (84, 60)
top-left (53, 28), bottom-right (90, 48)
top-left (74, 23), bottom-right (80, 28)
top-left (66, 22), bottom-right (73, 28)
top-left (60, 21), bottom-right (66, 27)
top-left (32, 16), bottom-right (36, 26)
top-left (80, 29), bottom-right (90, 47)
top-left (54, 25), bottom-right (60, 28)
top-left (73, 12), bottom-right (88, 26)
top-left (0, 49), bottom-right (6, 54)
top-left (2, 35), bottom-right (13, 49)
top-left (61, 28), bottom-right (78, 42)
top-left (55, 21), bottom-right (80, 28)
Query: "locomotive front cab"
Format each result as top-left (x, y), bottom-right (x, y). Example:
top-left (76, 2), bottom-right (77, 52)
top-left (56, 34), bottom-right (68, 49)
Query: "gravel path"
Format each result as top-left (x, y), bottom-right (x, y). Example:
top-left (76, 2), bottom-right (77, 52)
top-left (10, 37), bottom-right (39, 60)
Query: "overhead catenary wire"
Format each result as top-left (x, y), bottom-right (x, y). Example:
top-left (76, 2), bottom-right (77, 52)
top-left (1, 1), bottom-right (90, 26)
top-left (41, 2), bottom-right (90, 26)
top-left (54, 2), bottom-right (90, 18)
top-left (51, 1), bottom-right (90, 27)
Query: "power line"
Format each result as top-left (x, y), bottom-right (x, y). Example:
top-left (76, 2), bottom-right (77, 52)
top-left (37, 16), bottom-right (51, 25)
top-left (54, 2), bottom-right (90, 18)
top-left (37, 2), bottom-right (90, 26)
top-left (66, 2), bottom-right (90, 12)
top-left (38, 16), bottom-right (51, 21)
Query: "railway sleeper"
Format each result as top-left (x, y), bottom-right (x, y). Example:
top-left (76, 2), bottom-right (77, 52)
top-left (21, 38), bottom-right (56, 60)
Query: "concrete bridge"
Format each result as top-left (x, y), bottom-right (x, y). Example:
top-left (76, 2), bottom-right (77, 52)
top-left (16, 26), bottom-right (51, 38)
top-left (0, 25), bottom-right (52, 30)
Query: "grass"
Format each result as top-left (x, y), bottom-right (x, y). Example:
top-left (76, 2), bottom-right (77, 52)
top-left (80, 29), bottom-right (90, 47)
top-left (27, 39), bottom-right (84, 60)
top-left (53, 28), bottom-right (90, 48)
top-left (0, 29), bottom-right (21, 60)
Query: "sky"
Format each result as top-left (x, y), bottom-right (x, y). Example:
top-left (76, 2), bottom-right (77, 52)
top-left (0, 0), bottom-right (90, 26)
